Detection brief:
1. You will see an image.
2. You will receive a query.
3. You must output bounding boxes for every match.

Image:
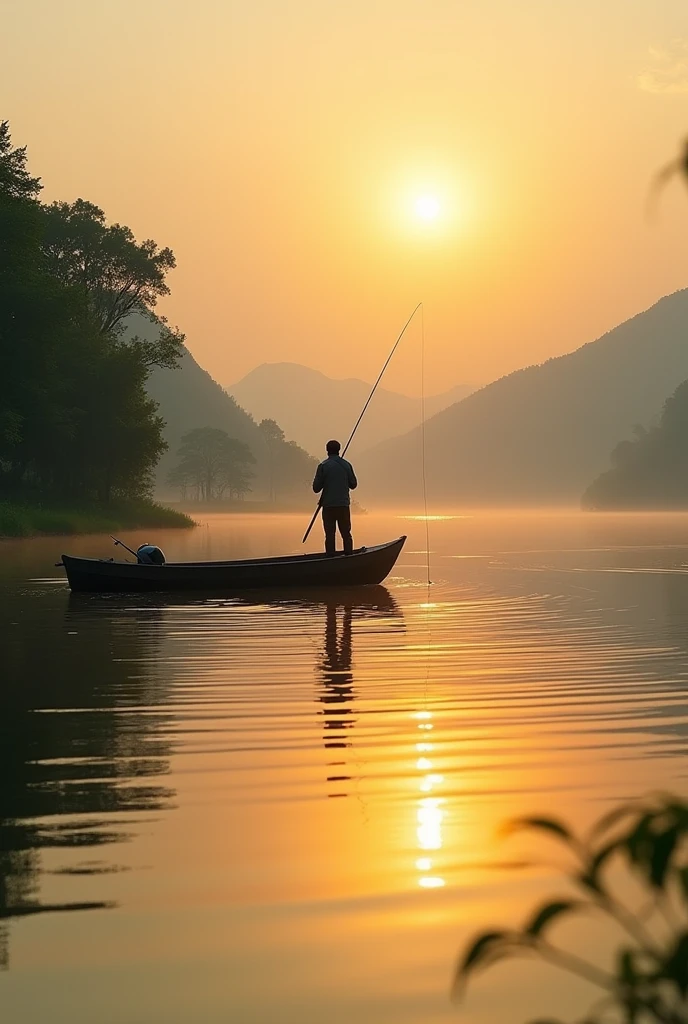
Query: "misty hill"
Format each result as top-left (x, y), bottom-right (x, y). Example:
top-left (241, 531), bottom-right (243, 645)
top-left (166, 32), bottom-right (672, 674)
top-left (356, 289), bottom-right (688, 507)
top-left (146, 344), bottom-right (316, 503)
top-left (584, 379), bottom-right (688, 509)
top-left (228, 363), bottom-right (475, 456)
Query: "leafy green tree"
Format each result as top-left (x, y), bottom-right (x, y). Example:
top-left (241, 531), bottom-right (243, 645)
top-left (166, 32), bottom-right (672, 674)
top-left (273, 439), bottom-right (318, 503)
top-left (66, 343), bottom-right (168, 502)
top-left (214, 435), bottom-right (255, 499)
top-left (167, 428), bottom-right (255, 502)
top-left (583, 382), bottom-right (688, 509)
top-left (258, 418), bottom-right (285, 503)
top-left (0, 120), bottom-right (181, 505)
top-left (0, 123), bottom-right (81, 486)
top-left (225, 463), bottom-right (254, 500)
top-left (41, 198), bottom-right (177, 336)
top-left (41, 198), bottom-right (184, 371)
top-left (0, 122), bottom-right (41, 200)
top-left (166, 463), bottom-right (191, 502)
top-left (455, 794), bottom-right (688, 1024)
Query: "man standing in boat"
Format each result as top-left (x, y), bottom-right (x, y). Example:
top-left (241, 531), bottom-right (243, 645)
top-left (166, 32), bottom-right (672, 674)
top-left (312, 440), bottom-right (358, 556)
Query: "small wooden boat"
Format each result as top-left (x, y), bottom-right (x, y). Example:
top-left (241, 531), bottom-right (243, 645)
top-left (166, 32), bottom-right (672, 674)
top-left (60, 537), bottom-right (407, 593)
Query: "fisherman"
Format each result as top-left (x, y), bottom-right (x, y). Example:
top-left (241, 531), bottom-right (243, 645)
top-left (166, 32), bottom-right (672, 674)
top-left (312, 440), bottom-right (358, 556)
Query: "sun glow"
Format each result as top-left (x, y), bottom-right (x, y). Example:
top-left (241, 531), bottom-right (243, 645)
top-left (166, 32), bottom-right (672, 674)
top-left (414, 194), bottom-right (441, 221)
top-left (380, 169), bottom-right (472, 243)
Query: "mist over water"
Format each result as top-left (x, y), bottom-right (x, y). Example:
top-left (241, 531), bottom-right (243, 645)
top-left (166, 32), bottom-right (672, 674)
top-left (2, 511), bottom-right (687, 1023)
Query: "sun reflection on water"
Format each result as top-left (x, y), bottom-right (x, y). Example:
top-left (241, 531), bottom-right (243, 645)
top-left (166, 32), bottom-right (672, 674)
top-left (413, 709), bottom-right (446, 889)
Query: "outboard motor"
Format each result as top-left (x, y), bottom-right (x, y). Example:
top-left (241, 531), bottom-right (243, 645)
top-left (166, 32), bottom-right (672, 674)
top-left (136, 544), bottom-right (166, 566)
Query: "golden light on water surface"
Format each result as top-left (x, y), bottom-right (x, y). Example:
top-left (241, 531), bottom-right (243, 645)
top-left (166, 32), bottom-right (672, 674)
top-left (413, 710), bottom-right (446, 890)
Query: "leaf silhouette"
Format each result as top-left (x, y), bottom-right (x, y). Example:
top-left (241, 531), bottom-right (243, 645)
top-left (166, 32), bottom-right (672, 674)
top-left (458, 930), bottom-right (508, 975)
top-left (647, 140), bottom-right (688, 218)
top-left (678, 866), bottom-right (688, 905)
top-left (453, 930), bottom-right (514, 997)
top-left (661, 931), bottom-right (688, 997)
top-left (528, 1018), bottom-right (602, 1024)
top-left (456, 792), bottom-right (688, 1023)
top-left (625, 817), bottom-right (653, 873)
top-left (577, 872), bottom-right (602, 895)
top-left (649, 828), bottom-right (678, 889)
top-left (618, 949), bottom-right (638, 986)
top-left (506, 817), bottom-right (573, 843)
top-left (525, 900), bottom-right (582, 938)
top-left (581, 840), bottom-right (621, 893)
top-left (590, 803), bottom-right (639, 838)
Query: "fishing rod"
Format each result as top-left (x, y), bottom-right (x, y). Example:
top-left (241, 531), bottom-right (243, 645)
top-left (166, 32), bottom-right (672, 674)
top-left (110, 535), bottom-right (139, 559)
top-left (302, 302), bottom-right (422, 544)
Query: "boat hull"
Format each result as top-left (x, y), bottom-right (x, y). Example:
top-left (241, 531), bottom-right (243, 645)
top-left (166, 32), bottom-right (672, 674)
top-left (61, 537), bottom-right (407, 593)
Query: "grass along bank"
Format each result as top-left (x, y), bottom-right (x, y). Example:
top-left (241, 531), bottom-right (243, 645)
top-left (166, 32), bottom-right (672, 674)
top-left (166, 498), bottom-right (368, 514)
top-left (0, 499), bottom-right (195, 538)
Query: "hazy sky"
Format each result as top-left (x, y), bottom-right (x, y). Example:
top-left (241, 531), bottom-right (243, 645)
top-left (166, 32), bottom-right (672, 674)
top-left (3, 0), bottom-right (688, 394)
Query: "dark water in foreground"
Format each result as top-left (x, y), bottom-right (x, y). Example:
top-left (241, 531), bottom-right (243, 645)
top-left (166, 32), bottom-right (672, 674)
top-left (1, 511), bottom-right (688, 1023)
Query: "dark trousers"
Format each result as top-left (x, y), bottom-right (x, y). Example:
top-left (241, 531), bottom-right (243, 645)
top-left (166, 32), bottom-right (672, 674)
top-left (322, 506), bottom-right (353, 556)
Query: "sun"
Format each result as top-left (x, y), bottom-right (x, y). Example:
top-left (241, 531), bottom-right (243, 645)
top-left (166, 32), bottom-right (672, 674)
top-left (414, 195), bottom-right (441, 221)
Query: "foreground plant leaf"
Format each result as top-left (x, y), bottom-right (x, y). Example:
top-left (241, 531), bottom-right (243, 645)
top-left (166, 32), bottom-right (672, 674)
top-left (525, 901), bottom-right (583, 938)
top-left (456, 793), bottom-right (688, 1024)
top-left (505, 817), bottom-right (574, 843)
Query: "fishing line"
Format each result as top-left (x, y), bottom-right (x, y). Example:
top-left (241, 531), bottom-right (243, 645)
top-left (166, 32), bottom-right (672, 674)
top-left (415, 303), bottom-right (433, 706)
top-left (415, 310), bottom-right (442, 895)
top-left (420, 304), bottom-right (431, 588)
top-left (414, 303), bottom-right (432, 708)
top-left (421, 305), bottom-right (432, 703)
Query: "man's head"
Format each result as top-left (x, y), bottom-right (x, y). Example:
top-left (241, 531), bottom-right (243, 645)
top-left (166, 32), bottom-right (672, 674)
top-left (326, 439), bottom-right (341, 456)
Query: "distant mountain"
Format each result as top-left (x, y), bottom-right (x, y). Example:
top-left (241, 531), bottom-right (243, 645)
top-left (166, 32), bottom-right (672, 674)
top-left (355, 290), bottom-right (688, 507)
top-left (145, 342), bottom-right (316, 504)
top-left (227, 363), bottom-right (476, 457)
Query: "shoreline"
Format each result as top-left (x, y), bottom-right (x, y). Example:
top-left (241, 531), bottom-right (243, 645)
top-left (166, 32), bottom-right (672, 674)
top-left (167, 500), bottom-right (368, 515)
top-left (0, 499), bottom-right (196, 539)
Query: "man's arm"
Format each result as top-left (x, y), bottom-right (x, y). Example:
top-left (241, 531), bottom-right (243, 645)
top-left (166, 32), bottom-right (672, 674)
top-left (313, 464), bottom-right (324, 493)
top-left (347, 463), bottom-right (358, 490)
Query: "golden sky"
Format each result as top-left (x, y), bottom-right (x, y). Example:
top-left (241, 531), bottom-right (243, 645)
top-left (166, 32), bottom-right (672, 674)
top-left (3, 0), bottom-right (688, 395)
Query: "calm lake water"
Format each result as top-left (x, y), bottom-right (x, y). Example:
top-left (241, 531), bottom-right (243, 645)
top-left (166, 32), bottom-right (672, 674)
top-left (2, 511), bottom-right (688, 1023)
